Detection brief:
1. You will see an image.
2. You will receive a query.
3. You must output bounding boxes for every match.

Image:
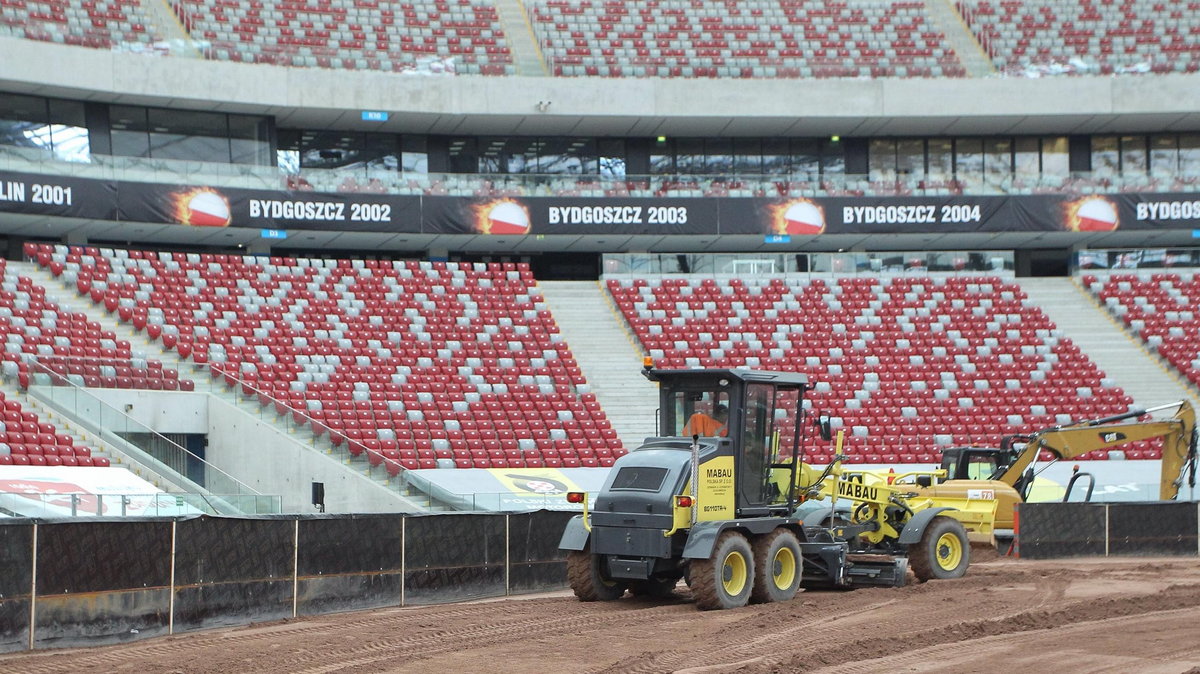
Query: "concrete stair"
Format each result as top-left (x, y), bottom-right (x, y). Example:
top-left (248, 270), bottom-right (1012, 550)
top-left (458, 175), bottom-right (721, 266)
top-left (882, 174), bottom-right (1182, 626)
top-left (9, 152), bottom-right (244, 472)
top-left (492, 0), bottom-right (547, 76)
top-left (1018, 277), bottom-right (1200, 411)
top-left (925, 0), bottom-right (996, 77)
top-left (538, 280), bottom-right (660, 450)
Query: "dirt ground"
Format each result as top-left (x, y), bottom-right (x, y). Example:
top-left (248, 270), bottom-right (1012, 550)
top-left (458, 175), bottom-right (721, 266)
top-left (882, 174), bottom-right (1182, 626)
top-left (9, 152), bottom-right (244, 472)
top-left (4, 556), bottom-right (1200, 674)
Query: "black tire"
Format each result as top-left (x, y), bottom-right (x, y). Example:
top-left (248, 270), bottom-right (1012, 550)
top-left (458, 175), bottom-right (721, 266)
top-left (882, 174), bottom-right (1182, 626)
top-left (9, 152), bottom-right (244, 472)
top-left (689, 530), bottom-right (755, 610)
top-left (909, 516), bottom-right (970, 582)
top-left (567, 546), bottom-right (627, 601)
top-left (629, 577), bottom-right (680, 599)
top-left (750, 528), bottom-right (803, 604)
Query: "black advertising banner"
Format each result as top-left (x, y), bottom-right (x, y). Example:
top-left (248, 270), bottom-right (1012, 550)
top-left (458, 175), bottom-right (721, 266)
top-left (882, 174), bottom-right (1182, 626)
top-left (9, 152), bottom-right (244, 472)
top-left (0, 169), bottom-right (117, 220)
top-left (114, 181), bottom-right (423, 233)
top-left (4, 166), bottom-right (1200, 237)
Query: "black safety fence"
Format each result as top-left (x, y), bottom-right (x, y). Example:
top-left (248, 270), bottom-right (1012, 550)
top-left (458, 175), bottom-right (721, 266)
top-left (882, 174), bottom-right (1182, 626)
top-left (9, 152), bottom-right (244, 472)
top-left (0, 510), bottom-right (575, 653)
top-left (1016, 501), bottom-right (1200, 559)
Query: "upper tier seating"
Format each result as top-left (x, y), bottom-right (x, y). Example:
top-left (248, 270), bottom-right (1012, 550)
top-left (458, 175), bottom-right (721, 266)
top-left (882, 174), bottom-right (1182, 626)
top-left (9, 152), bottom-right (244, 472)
top-left (0, 0), bottom-right (158, 48)
top-left (1085, 272), bottom-right (1200, 389)
top-left (530, 0), bottom-right (966, 78)
top-left (172, 0), bottom-right (514, 73)
top-left (32, 245), bottom-right (624, 473)
top-left (610, 275), bottom-right (1145, 463)
top-left (958, 0), bottom-right (1200, 75)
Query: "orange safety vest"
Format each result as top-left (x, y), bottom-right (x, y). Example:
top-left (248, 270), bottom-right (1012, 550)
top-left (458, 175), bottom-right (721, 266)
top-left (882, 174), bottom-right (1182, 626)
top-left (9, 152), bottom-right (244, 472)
top-left (682, 413), bottom-right (727, 437)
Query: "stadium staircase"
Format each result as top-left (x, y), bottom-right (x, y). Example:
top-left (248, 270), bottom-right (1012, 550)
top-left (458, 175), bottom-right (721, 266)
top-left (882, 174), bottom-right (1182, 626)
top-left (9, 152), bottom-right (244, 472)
top-left (924, 0), bottom-right (996, 76)
top-left (537, 280), bottom-right (658, 449)
top-left (1017, 277), bottom-right (1200, 410)
top-left (138, 0), bottom-right (200, 56)
top-left (494, 0), bottom-right (546, 75)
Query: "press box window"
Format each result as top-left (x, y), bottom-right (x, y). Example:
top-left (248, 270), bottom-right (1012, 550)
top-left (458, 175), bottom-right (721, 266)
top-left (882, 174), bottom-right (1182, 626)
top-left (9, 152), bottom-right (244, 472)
top-left (611, 467), bottom-right (668, 492)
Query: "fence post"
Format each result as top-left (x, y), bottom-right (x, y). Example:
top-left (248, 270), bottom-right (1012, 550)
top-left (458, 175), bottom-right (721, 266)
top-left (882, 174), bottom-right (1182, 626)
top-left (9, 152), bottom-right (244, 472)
top-left (400, 516), bottom-right (406, 608)
top-left (1104, 504), bottom-right (1110, 557)
top-left (505, 514), bottom-right (511, 597)
top-left (292, 518), bottom-right (299, 618)
top-left (168, 520), bottom-right (177, 635)
top-left (28, 522), bottom-right (37, 651)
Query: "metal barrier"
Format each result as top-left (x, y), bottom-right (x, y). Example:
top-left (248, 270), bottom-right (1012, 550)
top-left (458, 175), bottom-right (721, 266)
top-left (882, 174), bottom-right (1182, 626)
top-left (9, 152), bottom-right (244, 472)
top-left (1016, 500), bottom-right (1200, 559)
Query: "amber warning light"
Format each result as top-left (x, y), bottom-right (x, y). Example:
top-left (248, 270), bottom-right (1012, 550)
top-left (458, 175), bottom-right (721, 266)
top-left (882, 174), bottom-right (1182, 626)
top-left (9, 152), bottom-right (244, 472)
top-left (675, 495), bottom-right (693, 508)
top-left (566, 491), bottom-right (586, 504)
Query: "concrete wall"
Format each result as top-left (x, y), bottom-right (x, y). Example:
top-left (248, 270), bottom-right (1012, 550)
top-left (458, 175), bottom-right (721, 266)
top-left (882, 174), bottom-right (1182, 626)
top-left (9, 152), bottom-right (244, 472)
top-left (204, 396), bottom-right (412, 514)
top-left (56, 389), bottom-right (209, 434)
top-left (2, 37), bottom-right (1198, 136)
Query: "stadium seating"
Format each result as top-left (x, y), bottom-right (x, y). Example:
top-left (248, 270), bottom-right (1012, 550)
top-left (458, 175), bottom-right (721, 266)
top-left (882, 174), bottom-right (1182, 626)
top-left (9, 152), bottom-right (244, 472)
top-left (172, 0), bottom-right (515, 74)
top-left (530, 0), bottom-right (966, 78)
top-left (31, 245), bottom-right (625, 474)
top-left (958, 0), bottom-right (1200, 75)
top-left (610, 274), bottom-right (1141, 463)
top-left (1085, 272), bottom-right (1200, 390)
top-left (0, 0), bottom-right (158, 49)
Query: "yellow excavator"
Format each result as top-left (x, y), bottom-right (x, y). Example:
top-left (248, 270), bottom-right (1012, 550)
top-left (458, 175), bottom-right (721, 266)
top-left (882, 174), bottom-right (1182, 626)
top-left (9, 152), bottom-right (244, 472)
top-left (899, 400), bottom-right (1198, 534)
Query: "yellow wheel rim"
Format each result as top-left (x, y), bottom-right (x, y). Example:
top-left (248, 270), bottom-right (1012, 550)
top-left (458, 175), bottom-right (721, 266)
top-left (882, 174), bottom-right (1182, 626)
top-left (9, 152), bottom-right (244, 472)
top-left (721, 550), bottom-right (748, 596)
top-left (935, 532), bottom-right (963, 571)
top-left (773, 546), bottom-right (797, 590)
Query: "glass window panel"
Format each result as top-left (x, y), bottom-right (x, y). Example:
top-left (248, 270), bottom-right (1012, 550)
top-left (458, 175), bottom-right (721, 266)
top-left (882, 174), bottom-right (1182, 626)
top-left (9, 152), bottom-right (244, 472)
top-left (869, 139), bottom-right (896, 180)
top-left (448, 137), bottom-right (477, 173)
top-left (1180, 135), bottom-right (1200, 175)
top-left (359, 133), bottom-right (399, 171)
top-left (598, 139), bottom-right (624, 177)
top-left (109, 105), bottom-right (149, 158)
top-left (955, 138), bottom-right (984, 189)
top-left (820, 138), bottom-right (844, 176)
top-left (1014, 137), bottom-right (1039, 175)
top-left (228, 115), bottom-right (271, 166)
top-left (762, 138), bottom-right (789, 174)
top-left (704, 138), bottom-right (732, 174)
top-left (277, 129), bottom-right (300, 173)
top-left (927, 138), bottom-right (953, 178)
top-left (1120, 135), bottom-right (1147, 174)
top-left (896, 139), bottom-right (924, 178)
top-left (146, 108), bottom-right (230, 162)
top-left (1149, 135), bottom-right (1177, 175)
top-left (300, 131), bottom-right (365, 169)
top-left (674, 138), bottom-right (704, 174)
top-left (984, 138), bottom-right (1012, 189)
top-left (650, 138), bottom-right (674, 174)
top-left (1041, 136), bottom-right (1068, 175)
top-left (732, 138), bottom-right (761, 174)
top-left (1092, 136), bottom-right (1120, 175)
top-left (790, 139), bottom-right (820, 179)
top-left (47, 99), bottom-right (89, 162)
top-left (567, 137), bottom-right (596, 174)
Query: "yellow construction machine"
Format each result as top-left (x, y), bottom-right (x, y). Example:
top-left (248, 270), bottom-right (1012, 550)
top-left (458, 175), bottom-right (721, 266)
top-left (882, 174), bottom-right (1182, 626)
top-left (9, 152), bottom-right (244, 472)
top-left (896, 400), bottom-right (1198, 534)
top-left (559, 366), bottom-right (998, 610)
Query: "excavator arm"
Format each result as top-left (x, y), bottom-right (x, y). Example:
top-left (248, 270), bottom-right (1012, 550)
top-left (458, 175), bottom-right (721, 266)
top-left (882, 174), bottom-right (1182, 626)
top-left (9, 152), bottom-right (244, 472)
top-left (995, 400), bottom-right (1198, 500)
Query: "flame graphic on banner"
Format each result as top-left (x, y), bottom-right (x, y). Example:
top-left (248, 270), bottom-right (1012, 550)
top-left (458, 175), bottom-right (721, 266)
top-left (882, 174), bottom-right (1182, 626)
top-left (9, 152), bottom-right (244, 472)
top-left (766, 198), bottom-right (826, 235)
top-left (471, 198), bottom-right (531, 235)
top-left (1062, 195), bottom-right (1119, 232)
top-left (170, 187), bottom-right (232, 227)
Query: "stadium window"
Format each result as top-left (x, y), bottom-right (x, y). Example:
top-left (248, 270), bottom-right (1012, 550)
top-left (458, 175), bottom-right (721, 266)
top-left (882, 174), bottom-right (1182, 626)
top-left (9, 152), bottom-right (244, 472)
top-left (819, 137), bottom-right (844, 177)
top-left (761, 138), bottom-right (789, 174)
top-left (704, 138), bottom-right (732, 174)
top-left (402, 135), bottom-right (429, 174)
top-left (649, 138), bottom-right (674, 175)
top-left (1091, 136), bottom-right (1120, 176)
top-left (954, 138), bottom-right (983, 190)
top-left (1041, 137), bottom-right (1069, 176)
top-left (301, 131), bottom-right (366, 170)
top-left (478, 137), bottom-right (506, 173)
top-left (47, 99), bottom-right (89, 163)
top-left (147, 108), bottom-right (231, 163)
top-left (675, 138), bottom-right (704, 174)
top-left (229, 114), bottom-right (272, 166)
top-left (448, 137), bottom-right (477, 173)
top-left (1120, 135), bottom-right (1148, 174)
top-left (983, 138), bottom-right (1013, 190)
top-left (573, 138), bottom-right (598, 175)
top-left (598, 139), bottom-right (625, 177)
top-left (1014, 137), bottom-right (1040, 177)
top-left (109, 105), bottom-right (150, 158)
top-left (0, 93), bottom-right (50, 153)
top-left (1179, 134), bottom-right (1200, 175)
top-left (360, 133), bottom-right (400, 171)
top-left (927, 138), bottom-right (953, 179)
top-left (896, 139), bottom-right (924, 179)
top-left (790, 139), bottom-right (820, 180)
top-left (536, 138), bottom-right (586, 174)
top-left (277, 129), bottom-right (301, 173)
top-left (868, 139), bottom-right (897, 181)
top-left (733, 138), bottom-right (761, 174)
top-left (1149, 135), bottom-right (1178, 176)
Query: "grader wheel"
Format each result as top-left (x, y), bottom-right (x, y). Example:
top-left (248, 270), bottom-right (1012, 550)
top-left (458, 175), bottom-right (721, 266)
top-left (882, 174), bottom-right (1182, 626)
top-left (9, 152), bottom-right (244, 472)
top-left (689, 530), bottom-right (755, 610)
top-left (750, 528), bottom-right (802, 604)
top-left (567, 545), bottom-right (627, 601)
top-left (909, 516), bottom-right (970, 582)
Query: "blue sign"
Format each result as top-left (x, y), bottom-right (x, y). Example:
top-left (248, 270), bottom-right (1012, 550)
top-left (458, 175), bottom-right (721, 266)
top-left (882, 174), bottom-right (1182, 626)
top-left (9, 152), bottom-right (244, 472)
top-left (764, 234), bottom-right (791, 244)
top-left (260, 229), bottom-right (288, 240)
top-left (1193, 229), bottom-right (1200, 238)
top-left (361, 110), bottom-right (389, 122)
